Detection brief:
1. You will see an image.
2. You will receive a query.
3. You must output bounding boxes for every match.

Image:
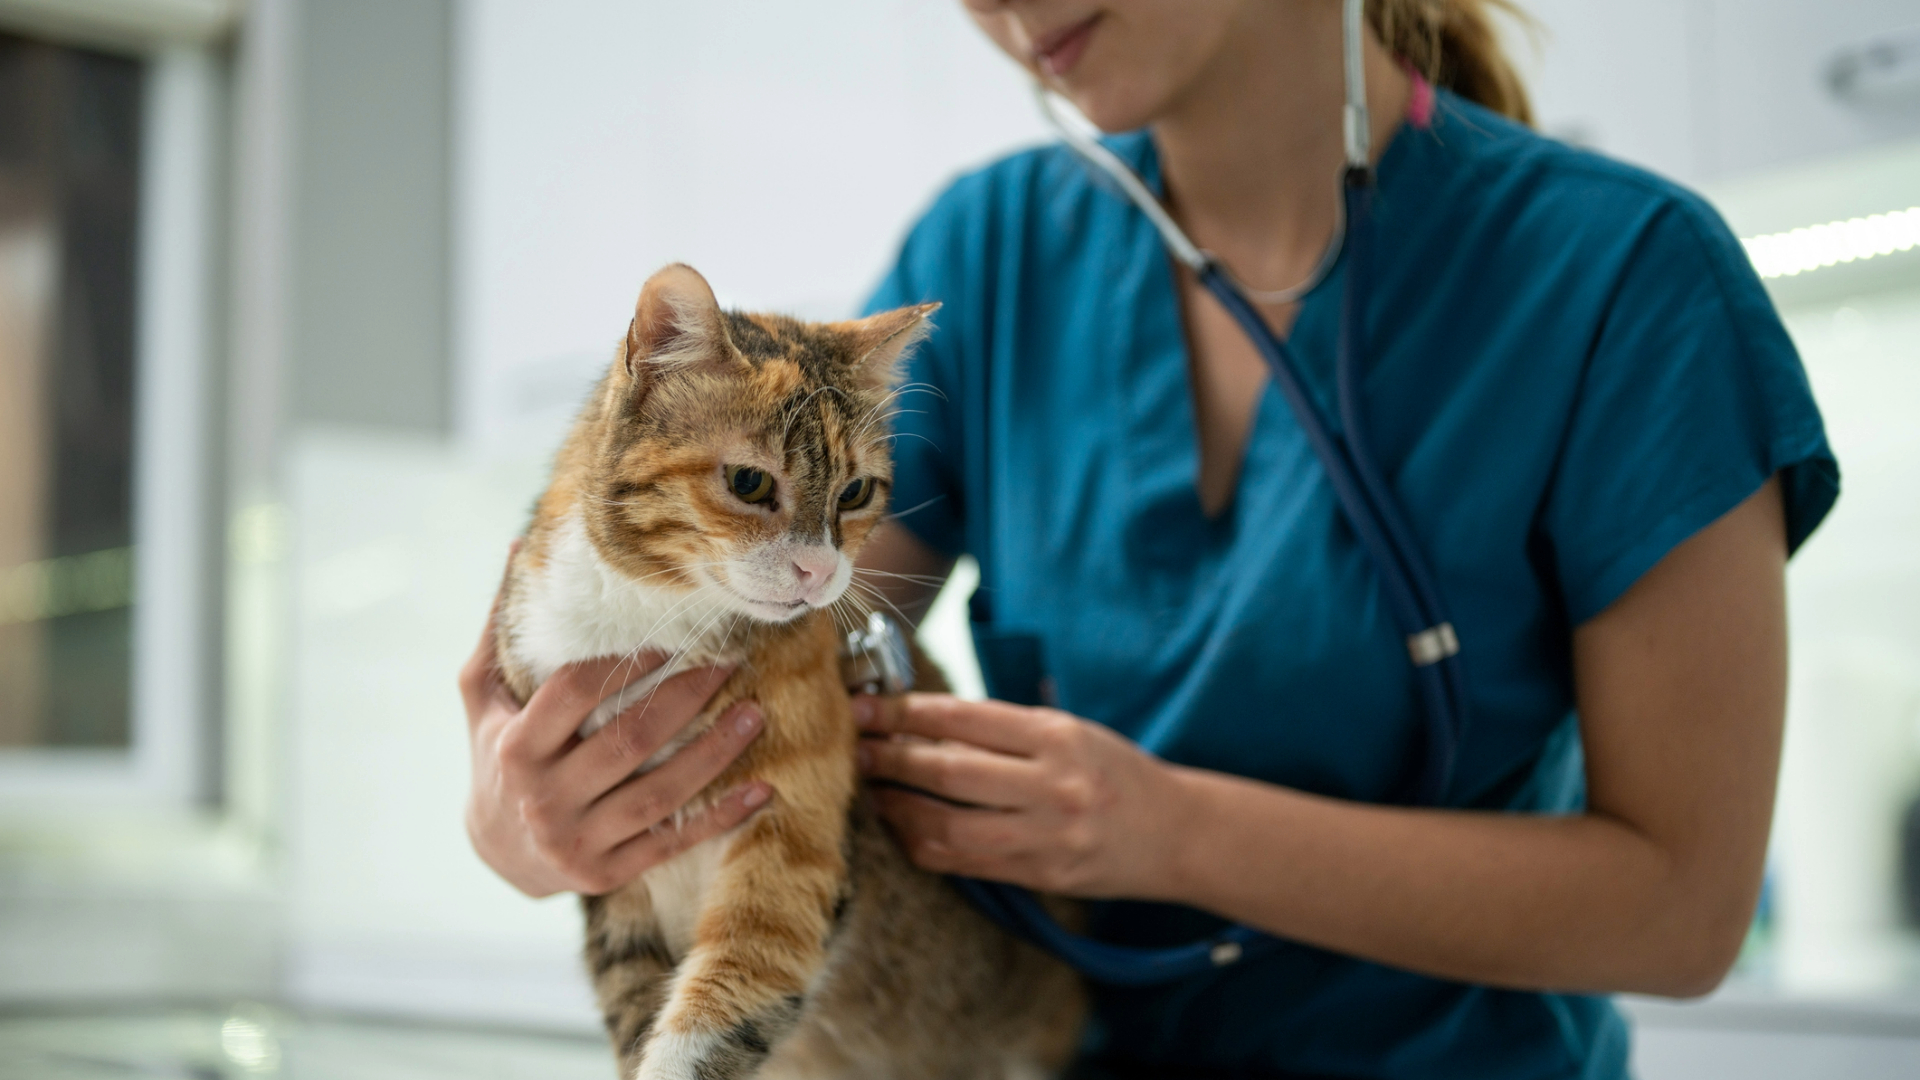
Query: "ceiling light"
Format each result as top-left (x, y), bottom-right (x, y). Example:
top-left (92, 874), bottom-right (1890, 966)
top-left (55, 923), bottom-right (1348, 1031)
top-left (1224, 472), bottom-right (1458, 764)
top-left (1741, 207), bottom-right (1920, 279)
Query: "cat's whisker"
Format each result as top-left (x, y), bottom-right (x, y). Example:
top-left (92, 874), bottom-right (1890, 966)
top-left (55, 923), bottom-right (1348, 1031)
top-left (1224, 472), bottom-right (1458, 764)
top-left (867, 408), bottom-right (930, 430)
top-left (829, 573), bottom-right (881, 636)
top-left (594, 579), bottom-right (727, 709)
top-left (858, 389), bottom-right (934, 415)
top-left (626, 583), bottom-right (715, 645)
top-left (682, 594), bottom-right (750, 672)
top-left (846, 570), bottom-right (947, 609)
top-left (636, 579), bottom-right (729, 650)
top-left (647, 601), bottom-right (733, 705)
top-left (846, 573), bottom-right (901, 602)
top-left (846, 388), bottom-right (918, 441)
top-left (876, 431), bottom-right (938, 449)
top-left (844, 578), bottom-right (914, 628)
top-left (613, 564), bottom-right (726, 592)
top-left (851, 383), bottom-right (944, 428)
top-left (890, 380), bottom-right (947, 399)
top-left (850, 401), bottom-right (935, 444)
top-left (825, 596), bottom-right (854, 636)
top-left (781, 383), bottom-right (848, 448)
top-left (612, 583), bottom-right (741, 727)
top-left (827, 594), bottom-right (869, 637)
top-left (851, 567), bottom-right (948, 586)
top-left (881, 494), bottom-right (947, 523)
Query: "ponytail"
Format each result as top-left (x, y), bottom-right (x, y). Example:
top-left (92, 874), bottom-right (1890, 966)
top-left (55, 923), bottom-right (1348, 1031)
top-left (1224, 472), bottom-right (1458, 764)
top-left (1370, 0), bottom-right (1535, 126)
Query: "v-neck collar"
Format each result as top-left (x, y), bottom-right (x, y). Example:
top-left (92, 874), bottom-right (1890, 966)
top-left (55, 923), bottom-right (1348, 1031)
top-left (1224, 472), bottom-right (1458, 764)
top-left (1100, 100), bottom-right (1431, 565)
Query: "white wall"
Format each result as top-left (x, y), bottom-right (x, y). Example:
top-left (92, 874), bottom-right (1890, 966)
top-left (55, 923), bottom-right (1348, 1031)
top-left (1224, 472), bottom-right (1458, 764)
top-left (1510, 1), bottom-right (1920, 185)
top-left (282, 429), bottom-right (598, 1027)
top-left (454, 0), bottom-right (1052, 453)
top-left (1771, 285), bottom-right (1920, 995)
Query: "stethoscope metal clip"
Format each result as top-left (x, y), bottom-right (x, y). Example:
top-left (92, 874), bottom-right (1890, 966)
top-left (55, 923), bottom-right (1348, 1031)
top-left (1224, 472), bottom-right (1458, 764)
top-left (1409, 622), bottom-right (1462, 667)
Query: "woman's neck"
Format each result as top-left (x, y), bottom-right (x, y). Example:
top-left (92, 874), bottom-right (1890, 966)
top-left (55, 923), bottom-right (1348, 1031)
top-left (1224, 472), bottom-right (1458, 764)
top-left (1152, 4), bottom-right (1411, 294)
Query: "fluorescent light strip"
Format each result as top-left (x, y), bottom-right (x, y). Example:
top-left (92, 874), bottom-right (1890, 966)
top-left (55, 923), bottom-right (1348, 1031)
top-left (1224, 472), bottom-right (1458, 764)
top-left (1741, 206), bottom-right (1920, 279)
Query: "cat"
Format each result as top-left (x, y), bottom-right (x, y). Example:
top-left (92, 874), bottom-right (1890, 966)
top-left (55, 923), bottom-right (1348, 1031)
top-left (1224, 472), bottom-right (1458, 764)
top-left (491, 263), bottom-right (1083, 1080)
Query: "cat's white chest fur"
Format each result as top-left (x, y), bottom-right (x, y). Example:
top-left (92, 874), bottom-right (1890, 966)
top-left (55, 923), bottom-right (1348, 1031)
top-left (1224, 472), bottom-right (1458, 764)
top-left (507, 510), bottom-right (740, 736)
top-left (643, 835), bottom-right (730, 958)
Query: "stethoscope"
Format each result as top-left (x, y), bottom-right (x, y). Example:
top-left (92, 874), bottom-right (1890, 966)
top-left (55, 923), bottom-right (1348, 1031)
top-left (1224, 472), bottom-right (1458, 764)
top-left (879, 0), bottom-right (1470, 986)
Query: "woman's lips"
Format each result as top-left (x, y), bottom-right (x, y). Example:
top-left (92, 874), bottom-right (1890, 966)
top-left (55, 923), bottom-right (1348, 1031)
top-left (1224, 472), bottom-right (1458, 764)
top-left (1034, 14), bottom-right (1099, 78)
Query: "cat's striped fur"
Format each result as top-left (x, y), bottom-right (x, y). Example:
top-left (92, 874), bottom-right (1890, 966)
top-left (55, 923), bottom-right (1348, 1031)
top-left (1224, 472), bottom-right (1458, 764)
top-left (493, 264), bottom-right (1082, 1080)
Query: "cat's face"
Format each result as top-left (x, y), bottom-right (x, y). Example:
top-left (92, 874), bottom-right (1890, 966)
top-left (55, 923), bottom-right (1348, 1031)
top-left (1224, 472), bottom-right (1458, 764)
top-left (582, 264), bottom-right (935, 625)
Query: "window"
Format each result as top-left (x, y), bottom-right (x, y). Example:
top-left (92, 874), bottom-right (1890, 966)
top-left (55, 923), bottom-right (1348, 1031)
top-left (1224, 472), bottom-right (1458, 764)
top-left (0, 24), bottom-right (222, 810)
top-left (0, 32), bottom-right (143, 750)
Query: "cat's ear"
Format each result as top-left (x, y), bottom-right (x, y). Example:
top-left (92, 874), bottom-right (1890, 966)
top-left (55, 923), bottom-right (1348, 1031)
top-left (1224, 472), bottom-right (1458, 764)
top-left (622, 263), bottom-right (741, 385)
top-left (829, 302), bottom-right (940, 390)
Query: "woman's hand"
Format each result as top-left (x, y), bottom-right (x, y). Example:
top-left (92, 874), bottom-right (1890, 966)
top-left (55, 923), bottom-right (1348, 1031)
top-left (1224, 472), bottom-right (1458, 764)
top-left (849, 484), bottom-right (1789, 998)
top-left (458, 556), bottom-right (771, 898)
top-left (852, 692), bottom-right (1193, 899)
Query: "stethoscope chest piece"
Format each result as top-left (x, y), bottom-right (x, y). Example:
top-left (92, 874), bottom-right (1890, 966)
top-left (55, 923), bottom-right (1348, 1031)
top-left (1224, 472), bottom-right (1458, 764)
top-left (841, 611), bottom-right (915, 697)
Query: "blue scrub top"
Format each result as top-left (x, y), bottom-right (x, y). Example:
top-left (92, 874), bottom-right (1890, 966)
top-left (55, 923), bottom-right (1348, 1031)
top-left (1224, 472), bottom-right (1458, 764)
top-left (863, 90), bottom-right (1837, 1080)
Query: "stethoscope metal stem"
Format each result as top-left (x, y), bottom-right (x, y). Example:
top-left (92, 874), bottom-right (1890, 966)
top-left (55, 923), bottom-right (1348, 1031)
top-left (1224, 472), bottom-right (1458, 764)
top-left (1342, 0), bottom-right (1372, 168)
top-left (1033, 85), bottom-right (1345, 306)
top-left (1033, 87), bottom-right (1209, 274)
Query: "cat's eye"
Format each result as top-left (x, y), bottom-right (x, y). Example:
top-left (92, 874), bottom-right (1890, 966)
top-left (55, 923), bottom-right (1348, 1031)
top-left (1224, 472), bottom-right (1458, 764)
top-left (726, 465), bottom-right (774, 505)
top-left (838, 477), bottom-right (875, 511)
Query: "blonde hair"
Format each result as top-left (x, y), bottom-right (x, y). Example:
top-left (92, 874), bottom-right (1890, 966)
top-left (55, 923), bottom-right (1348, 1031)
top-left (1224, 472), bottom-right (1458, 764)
top-left (1370, 0), bottom-right (1534, 126)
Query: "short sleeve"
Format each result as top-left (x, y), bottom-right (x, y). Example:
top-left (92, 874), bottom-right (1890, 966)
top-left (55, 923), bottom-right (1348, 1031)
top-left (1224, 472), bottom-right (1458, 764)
top-left (858, 184), bottom-right (980, 557)
top-left (1540, 195), bottom-right (1839, 625)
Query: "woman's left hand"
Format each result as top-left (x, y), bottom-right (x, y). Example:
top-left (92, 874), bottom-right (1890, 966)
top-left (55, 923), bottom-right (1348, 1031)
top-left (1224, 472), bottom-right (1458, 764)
top-left (851, 692), bottom-right (1191, 898)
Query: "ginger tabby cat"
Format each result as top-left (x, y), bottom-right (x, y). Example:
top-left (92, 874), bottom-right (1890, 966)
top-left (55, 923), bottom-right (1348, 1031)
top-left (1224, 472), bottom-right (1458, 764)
top-left (491, 264), bottom-right (1082, 1080)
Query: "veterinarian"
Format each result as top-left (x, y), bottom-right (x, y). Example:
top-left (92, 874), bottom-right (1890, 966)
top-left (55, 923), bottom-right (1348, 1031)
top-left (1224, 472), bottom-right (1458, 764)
top-left (460, 2), bottom-right (1836, 1076)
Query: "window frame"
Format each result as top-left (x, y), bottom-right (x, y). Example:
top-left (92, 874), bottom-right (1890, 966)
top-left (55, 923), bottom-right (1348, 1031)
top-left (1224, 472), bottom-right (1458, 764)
top-left (0, 33), bottom-right (226, 812)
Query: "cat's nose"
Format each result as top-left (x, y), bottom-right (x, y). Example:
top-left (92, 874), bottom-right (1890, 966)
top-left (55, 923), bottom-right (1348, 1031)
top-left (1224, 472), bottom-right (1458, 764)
top-left (791, 550), bottom-right (839, 592)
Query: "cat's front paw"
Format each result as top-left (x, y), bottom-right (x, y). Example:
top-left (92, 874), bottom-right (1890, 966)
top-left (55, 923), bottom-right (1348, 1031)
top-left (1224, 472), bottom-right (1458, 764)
top-left (635, 1028), bottom-right (767, 1080)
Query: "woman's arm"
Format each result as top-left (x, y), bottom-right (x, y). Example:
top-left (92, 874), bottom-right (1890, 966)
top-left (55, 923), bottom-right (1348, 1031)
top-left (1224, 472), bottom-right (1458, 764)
top-left (857, 478), bottom-right (1786, 997)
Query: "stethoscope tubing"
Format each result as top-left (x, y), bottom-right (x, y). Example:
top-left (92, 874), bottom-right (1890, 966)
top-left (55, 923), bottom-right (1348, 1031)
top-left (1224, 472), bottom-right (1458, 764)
top-left (1198, 172), bottom-right (1463, 805)
top-left (1331, 174), bottom-right (1471, 782)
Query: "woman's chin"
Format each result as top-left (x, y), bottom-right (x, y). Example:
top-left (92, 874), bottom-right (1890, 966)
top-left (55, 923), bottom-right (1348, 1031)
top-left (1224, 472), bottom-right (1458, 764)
top-left (1056, 85), bottom-right (1163, 135)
